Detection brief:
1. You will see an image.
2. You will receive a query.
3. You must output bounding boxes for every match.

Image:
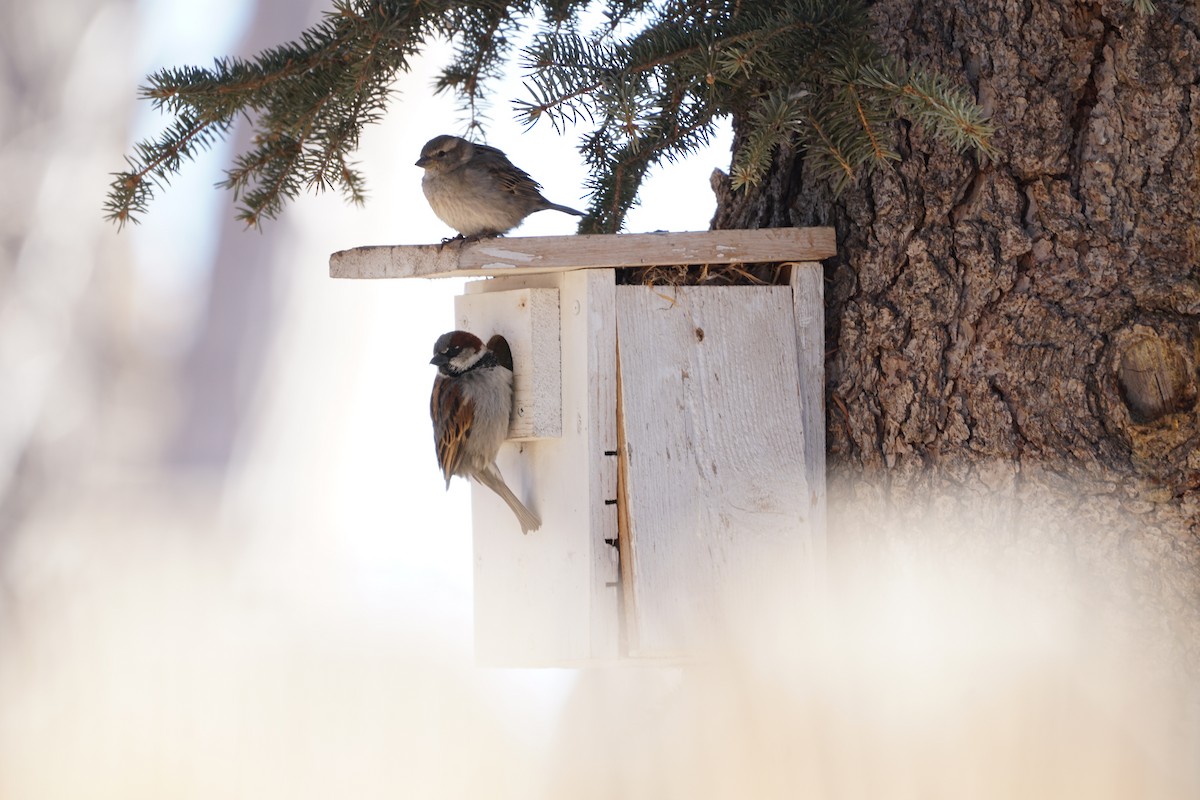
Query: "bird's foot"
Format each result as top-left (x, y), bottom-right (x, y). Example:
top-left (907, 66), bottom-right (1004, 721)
top-left (436, 234), bottom-right (466, 251)
top-left (436, 232), bottom-right (503, 250)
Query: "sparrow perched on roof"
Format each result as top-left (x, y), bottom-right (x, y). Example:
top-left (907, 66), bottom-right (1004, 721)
top-left (416, 134), bottom-right (584, 238)
top-left (429, 330), bottom-right (541, 533)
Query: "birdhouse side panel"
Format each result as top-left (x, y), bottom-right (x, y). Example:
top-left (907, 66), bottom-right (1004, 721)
top-left (616, 285), bottom-right (814, 657)
top-left (790, 263), bottom-right (827, 569)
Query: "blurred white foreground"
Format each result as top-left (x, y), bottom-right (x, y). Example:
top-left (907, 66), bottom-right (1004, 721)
top-left (1, 505), bottom-right (1196, 800)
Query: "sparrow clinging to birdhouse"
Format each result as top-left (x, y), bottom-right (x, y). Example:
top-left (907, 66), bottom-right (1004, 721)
top-left (429, 329), bottom-right (541, 533)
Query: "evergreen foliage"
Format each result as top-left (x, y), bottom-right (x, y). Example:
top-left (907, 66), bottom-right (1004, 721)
top-left (106, 0), bottom-right (994, 231)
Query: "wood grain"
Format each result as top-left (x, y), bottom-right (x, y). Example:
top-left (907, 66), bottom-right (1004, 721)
top-left (330, 228), bottom-right (836, 279)
top-left (577, 270), bottom-right (621, 661)
top-left (614, 340), bottom-right (637, 655)
top-left (1116, 334), bottom-right (1192, 423)
top-left (615, 285), bottom-right (814, 657)
top-left (789, 263), bottom-right (827, 582)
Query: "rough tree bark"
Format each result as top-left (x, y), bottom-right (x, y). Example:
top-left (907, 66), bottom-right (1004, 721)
top-left (713, 0), bottom-right (1200, 651)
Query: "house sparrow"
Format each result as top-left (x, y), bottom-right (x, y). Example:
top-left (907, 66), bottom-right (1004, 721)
top-left (416, 134), bottom-right (585, 238)
top-left (430, 330), bottom-right (542, 533)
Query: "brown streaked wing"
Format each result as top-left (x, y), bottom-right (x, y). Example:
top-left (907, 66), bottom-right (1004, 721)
top-left (473, 144), bottom-right (545, 200)
top-left (431, 374), bottom-right (474, 483)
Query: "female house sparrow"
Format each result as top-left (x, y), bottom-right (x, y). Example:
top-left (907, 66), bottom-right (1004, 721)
top-left (430, 330), bottom-right (542, 533)
top-left (416, 134), bottom-right (584, 238)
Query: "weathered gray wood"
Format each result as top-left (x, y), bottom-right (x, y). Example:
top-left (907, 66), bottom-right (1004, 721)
top-left (471, 269), bottom-right (619, 665)
top-left (455, 288), bottom-right (562, 440)
top-left (330, 228), bottom-right (836, 279)
top-left (790, 263), bottom-right (827, 579)
top-left (615, 285), bottom-right (814, 656)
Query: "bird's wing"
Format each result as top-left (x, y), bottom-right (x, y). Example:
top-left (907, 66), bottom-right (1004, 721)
top-left (472, 144), bottom-right (547, 201)
top-left (431, 374), bottom-right (473, 485)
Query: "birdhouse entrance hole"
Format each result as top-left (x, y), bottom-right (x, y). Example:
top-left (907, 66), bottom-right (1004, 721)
top-left (331, 229), bottom-right (835, 665)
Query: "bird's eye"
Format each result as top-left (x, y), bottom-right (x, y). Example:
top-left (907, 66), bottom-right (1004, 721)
top-left (436, 150), bottom-right (446, 158)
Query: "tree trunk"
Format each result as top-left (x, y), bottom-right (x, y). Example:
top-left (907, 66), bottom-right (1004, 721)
top-left (713, 0), bottom-right (1200, 651)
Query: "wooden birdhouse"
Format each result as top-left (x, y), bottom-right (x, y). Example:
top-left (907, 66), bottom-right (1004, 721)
top-left (330, 229), bottom-right (835, 665)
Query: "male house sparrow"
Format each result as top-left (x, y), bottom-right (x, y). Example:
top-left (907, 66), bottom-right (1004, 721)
top-left (416, 134), bottom-right (584, 238)
top-left (430, 330), bottom-right (542, 533)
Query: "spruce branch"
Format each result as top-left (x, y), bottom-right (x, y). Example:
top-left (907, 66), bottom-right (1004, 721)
top-left (519, 0), bottom-right (992, 225)
top-left (109, 0), bottom-right (462, 227)
top-left (107, 0), bottom-right (994, 232)
top-left (730, 90), bottom-right (806, 190)
top-left (858, 60), bottom-right (996, 157)
top-left (105, 113), bottom-right (235, 228)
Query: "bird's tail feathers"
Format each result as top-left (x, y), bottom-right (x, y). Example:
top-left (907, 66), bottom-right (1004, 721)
top-left (475, 464), bottom-right (542, 534)
top-left (546, 202), bottom-right (585, 217)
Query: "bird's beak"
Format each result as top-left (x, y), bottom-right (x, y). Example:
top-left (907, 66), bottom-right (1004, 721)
top-left (430, 353), bottom-right (448, 366)
top-left (415, 156), bottom-right (430, 168)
